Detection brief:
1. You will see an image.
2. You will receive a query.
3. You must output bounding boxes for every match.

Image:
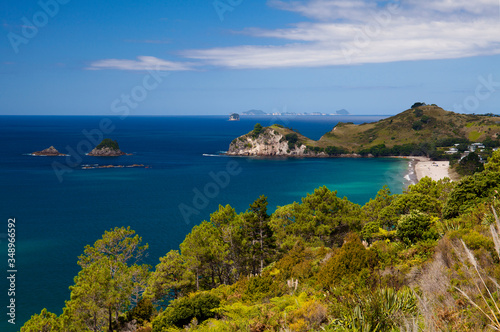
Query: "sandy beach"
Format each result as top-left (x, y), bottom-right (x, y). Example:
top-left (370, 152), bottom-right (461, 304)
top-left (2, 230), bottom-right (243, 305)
top-left (398, 156), bottom-right (452, 184)
top-left (413, 157), bottom-right (451, 182)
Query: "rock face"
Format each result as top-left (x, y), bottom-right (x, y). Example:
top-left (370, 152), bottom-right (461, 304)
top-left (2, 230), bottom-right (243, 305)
top-left (32, 146), bottom-right (65, 156)
top-left (227, 128), bottom-right (312, 156)
top-left (88, 139), bottom-right (126, 157)
top-left (227, 125), bottom-right (361, 158)
top-left (88, 147), bottom-right (125, 156)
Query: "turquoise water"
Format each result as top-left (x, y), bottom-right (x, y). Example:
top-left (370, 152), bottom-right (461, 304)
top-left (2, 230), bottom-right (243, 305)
top-left (0, 115), bottom-right (409, 330)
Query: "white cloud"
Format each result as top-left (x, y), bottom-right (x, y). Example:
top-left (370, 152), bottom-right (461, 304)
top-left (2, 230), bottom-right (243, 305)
top-left (405, 0), bottom-right (500, 16)
top-left (87, 56), bottom-right (196, 71)
top-left (183, 0), bottom-right (500, 68)
top-left (90, 0), bottom-right (500, 70)
top-left (267, 0), bottom-right (375, 21)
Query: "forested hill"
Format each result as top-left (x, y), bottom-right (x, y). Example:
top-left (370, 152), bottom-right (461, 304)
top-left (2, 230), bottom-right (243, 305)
top-left (228, 104), bottom-right (500, 157)
top-left (22, 150), bottom-right (500, 331)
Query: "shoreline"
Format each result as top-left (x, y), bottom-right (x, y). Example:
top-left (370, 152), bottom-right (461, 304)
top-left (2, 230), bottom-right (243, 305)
top-left (225, 153), bottom-right (452, 185)
top-left (391, 156), bottom-right (452, 185)
top-left (405, 156), bottom-right (452, 184)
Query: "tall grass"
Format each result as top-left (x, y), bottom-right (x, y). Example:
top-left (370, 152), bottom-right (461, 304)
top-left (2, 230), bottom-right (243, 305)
top-left (455, 205), bottom-right (500, 331)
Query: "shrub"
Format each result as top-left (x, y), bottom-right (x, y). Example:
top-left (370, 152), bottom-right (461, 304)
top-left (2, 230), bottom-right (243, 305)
top-left (421, 115), bottom-right (431, 123)
top-left (325, 145), bottom-right (348, 156)
top-left (397, 210), bottom-right (438, 245)
top-left (411, 102), bottom-right (426, 109)
top-left (362, 221), bottom-right (380, 242)
top-left (127, 298), bottom-right (154, 325)
top-left (334, 287), bottom-right (418, 331)
top-left (20, 309), bottom-right (61, 332)
top-left (318, 233), bottom-right (377, 288)
top-left (456, 152), bottom-right (484, 176)
top-left (443, 171), bottom-right (500, 218)
top-left (252, 123), bottom-right (263, 138)
top-left (152, 293), bottom-right (220, 330)
top-left (95, 138), bottom-right (119, 150)
top-left (412, 121), bottom-right (423, 131)
top-left (285, 133), bottom-right (299, 149)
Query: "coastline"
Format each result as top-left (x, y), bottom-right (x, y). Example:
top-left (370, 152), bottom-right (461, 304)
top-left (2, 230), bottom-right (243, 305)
top-left (403, 156), bottom-right (452, 184)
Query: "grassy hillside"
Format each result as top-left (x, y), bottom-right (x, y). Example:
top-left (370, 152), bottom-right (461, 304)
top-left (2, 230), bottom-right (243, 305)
top-left (317, 105), bottom-right (500, 151)
top-left (269, 124), bottom-right (317, 147)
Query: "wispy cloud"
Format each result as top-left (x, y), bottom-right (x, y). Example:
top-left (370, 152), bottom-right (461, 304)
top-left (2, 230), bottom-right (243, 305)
top-left (87, 56), bottom-right (196, 71)
top-left (268, 0), bottom-right (376, 21)
top-left (181, 0), bottom-right (500, 68)
top-left (90, 0), bottom-right (500, 71)
top-left (123, 39), bottom-right (171, 44)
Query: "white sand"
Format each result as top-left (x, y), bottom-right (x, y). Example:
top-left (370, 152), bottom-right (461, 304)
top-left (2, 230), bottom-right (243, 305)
top-left (414, 158), bottom-right (451, 181)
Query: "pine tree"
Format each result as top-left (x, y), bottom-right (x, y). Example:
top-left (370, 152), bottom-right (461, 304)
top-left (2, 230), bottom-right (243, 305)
top-left (246, 195), bottom-right (276, 274)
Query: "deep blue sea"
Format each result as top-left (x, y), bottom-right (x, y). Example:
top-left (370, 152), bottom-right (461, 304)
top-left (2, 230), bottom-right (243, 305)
top-left (0, 115), bottom-right (410, 330)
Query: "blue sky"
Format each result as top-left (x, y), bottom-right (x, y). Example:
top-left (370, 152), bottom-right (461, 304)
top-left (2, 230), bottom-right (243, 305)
top-left (1, 0), bottom-right (500, 115)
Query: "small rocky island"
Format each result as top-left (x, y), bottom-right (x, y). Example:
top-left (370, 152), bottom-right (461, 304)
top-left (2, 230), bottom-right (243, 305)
top-left (229, 113), bottom-right (240, 121)
top-left (88, 139), bottom-right (127, 157)
top-left (31, 146), bottom-right (66, 156)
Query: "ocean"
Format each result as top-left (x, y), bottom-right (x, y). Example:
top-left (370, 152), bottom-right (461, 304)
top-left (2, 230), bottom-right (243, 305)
top-left (0, 115), bottom-right (409, 330)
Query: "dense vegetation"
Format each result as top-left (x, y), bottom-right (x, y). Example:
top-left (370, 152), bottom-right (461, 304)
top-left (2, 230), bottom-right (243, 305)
top-left (95, 138), bottom-right (120, 150)
top-left (22, 151), bottom-right (500, 331)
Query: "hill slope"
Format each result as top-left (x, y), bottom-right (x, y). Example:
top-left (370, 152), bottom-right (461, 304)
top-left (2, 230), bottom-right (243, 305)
top-left (228, 105), bottom-right (500, 157)
top-left (318, 105), bottom-right (500, 151)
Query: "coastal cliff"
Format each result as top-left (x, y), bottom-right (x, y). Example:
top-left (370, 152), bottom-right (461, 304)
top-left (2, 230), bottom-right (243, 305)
top-left (227, 125), bottom-right (311, 156)
top-left (88, 139), bottom-right (126, 157)
top-left (227, 123), bottom-right (356, 157)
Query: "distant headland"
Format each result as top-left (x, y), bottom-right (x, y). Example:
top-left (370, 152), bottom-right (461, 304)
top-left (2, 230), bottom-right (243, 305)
top-left (227, 104), bottom-right (500, 159)
top-left (241, 109), bottom-right (350, 116)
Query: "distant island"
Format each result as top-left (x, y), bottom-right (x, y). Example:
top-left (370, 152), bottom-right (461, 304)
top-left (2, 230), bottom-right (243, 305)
top-left (242, 109), bottom-right (267, 115)
top-left (31, 146), bottom-right (67, 156)
top-left (241, 109), bottom-right (349, 116)
top-left (88, 138), bottom-right (127, 157)
top-left (336, 109), bottom-right (350, 115)
top-left (229, 113), bottom-right (240, 121)
top-left (227, 104), bottom-right (500, 159)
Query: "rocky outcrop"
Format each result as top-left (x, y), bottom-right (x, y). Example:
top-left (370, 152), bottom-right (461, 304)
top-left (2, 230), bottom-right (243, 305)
top-left (32, 146), bottom-right (66, 156)
top-left (88, 146), bottom-right (126, 157)
top-left (227, 128), bottom-right (312, 156)
top-left (88, 139), bottom-right (127, 156)
top-left (226, 126), bottom-right (361, 158)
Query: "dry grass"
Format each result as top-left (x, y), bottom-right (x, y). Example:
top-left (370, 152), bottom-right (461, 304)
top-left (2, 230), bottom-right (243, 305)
top-left (315, 106), bottom-right (500, 151)
top-left (454, 205), bottom-right (500, 331)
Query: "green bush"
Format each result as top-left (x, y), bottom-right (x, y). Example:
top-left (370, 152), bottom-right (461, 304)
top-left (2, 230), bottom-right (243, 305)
top-left (285, 133), bottom-right (299, 149)
top-left (443, 171), bottom-right (500, 218)
top-left (396, 211), bottom-right (437, 245)
top-left (421, 115), bottom-right (431, 123)
top-left (362, 221), bottom-right (380, 242)
top-left (252, 123), bottom-right (264, 138)
top-left (127, 298), bottom-right (154, 325)
top-left (318, 233), bottom-right (377, 288)
top-left (456, 152), bottom-right (484, 176)
top-left (152, 293), bottom-right (220, 330)
top-left (95, 138), bottom-right (119, 150)
top-left (325, 145), bottom-right (348, 156)
top-left (412, 121), bottom-right (423, 131)
top-left (411, 102), bottom-right (426, 109)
